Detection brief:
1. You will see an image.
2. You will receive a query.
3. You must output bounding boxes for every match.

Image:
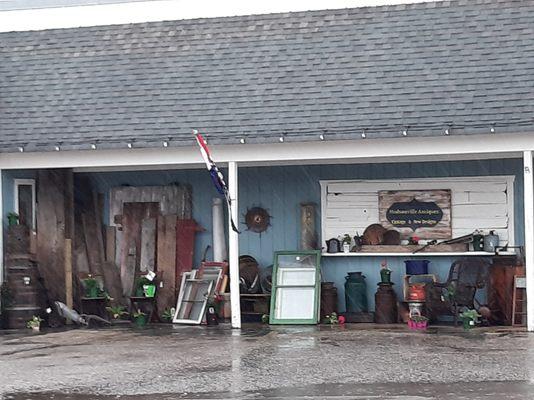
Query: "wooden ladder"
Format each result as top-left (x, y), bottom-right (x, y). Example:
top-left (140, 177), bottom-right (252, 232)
top-left (512, 275), bottom-right (527, 327)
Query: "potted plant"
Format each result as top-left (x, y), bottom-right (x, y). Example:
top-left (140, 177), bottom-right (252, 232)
top-left (322, 312), bottom-right (339, 325)
top-left (82, 275), bottom-right (100, 298)
top-left (26, 315), bottom-right (43, 332)
top-left (160, 307), bottom-right (175, 323)
top-left (7, 212), bottom-right (19, 226)
top-left (132, 309), bottom-right (147, 327)
top-left (460, 309), bottom-right (481, 330)
top-left (408, 315), bottom-right (428, 330)
top-left (106, 305), bottom-right (129, 322)
top-left (342, 234), bottom-right (352, 253)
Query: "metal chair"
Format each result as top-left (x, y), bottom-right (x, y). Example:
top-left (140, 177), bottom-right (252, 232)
top-left (425, 258), bottom-right (490, 324)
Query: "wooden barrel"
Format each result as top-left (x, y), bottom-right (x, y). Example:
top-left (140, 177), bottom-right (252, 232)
top-left (4, 259), bottom-right (46, 329)
top-left (374, 283), bottom-right (398, 324)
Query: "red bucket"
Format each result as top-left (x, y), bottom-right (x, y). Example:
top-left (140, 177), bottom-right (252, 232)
top-left (408, 283), bottom-right (426, 301)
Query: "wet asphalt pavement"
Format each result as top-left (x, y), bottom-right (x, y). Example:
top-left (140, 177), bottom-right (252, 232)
top-left (1, 324), bottom-right (533, 399)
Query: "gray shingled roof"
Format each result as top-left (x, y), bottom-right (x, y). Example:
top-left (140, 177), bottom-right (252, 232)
top-left (1, 0), bottom-right (534, 153)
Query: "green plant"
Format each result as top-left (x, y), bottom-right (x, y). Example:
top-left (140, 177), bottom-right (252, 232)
top-left (106, 305), bottom-right (129, 320)
top-left (26, 315), bottom-right (43, 329)
top-left (460, 309), bottom-right (481, 322)
top-left (261, 314), bottom-right (270, 324)
top-left (323, 312), bottom-right (339, 325)
top-left (82, 276), bottom-right (100, 298)
top-left (160, 307), bottom-right (175, 322)
top-left (342, 234), bottom-right (352, 244)
top-left (7, 212), bottom-right (19, 226)
top-left (134, 277), bottom-right (151, 296)
top-left (132, 309), bottom-right (147, 319)
top-left (409, 315), bottom-right (429, 323)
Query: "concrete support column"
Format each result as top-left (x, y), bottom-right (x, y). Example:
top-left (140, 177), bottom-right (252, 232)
top-left (523, 151), bottom-right (534, 332)
top-left (228, 161), bottom-right (241, 329)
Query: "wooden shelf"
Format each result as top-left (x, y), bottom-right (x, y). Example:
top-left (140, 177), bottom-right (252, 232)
top-left (322, 251), bottom-right (517, 257)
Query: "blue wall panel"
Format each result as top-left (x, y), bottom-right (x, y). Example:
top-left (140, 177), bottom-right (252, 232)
top-left (3, 158), bottom-right (523, 312)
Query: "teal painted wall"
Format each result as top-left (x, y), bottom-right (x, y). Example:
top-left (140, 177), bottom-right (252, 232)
top-left (3, 158), bottom-right (523, 312)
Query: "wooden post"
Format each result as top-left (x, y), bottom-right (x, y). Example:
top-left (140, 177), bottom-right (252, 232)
top-left (523, 151), bottom-right (534, 332)
top-left (228, 161), bottom-right (241, 329)
top-left (64, 238), bottom-right (73, 324)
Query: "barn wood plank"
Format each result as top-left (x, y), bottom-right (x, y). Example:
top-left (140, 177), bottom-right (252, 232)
top-left (120, 202), bottom-right (159, 296)
top-left (156, 214), bottom-right (177, 315)
top-left (36, 169), bottom-right (73, 303)
top-left (105, 226), bottom-right (116, 263)
top-left (140, 218), bottom-right (156, 272)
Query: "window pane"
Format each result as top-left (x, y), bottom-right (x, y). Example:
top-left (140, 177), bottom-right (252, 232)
top-left (18, 184), bottom-right (33, 227)
top-left (274, 287), bottom-right (315, 320)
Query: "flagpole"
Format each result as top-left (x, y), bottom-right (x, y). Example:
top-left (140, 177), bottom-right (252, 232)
top-left (228, 161), bottom-right (242, 328)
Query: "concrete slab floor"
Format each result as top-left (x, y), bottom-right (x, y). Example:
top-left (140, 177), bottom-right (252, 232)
top-left (0, 324), bottom-right (533, 399)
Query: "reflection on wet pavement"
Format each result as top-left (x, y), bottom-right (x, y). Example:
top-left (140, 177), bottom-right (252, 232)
top-left (1, 324), bottom-right (532, 399)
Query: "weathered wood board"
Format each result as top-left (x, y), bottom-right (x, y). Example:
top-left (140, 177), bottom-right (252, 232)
top-left (378, 189), bottom-right (452, 240)
top-left (156, 214), bottom-right (177, 314)
top-left (140, 218), bottom-right (156, 272)
top-left (81, 213), bottom-right (104, 276)
top-left (322, 176), bottom-right (514, 245)
top-left (119, 202), bottom-right (160, 296)
top-left (36, 169), bottom-right (74, 303)
top-left (176, 219), bottom-right (201, 288)
top-left (109, 185), bottom-right (192, 225)
top-left (105, 226), bottom-right (116, 263)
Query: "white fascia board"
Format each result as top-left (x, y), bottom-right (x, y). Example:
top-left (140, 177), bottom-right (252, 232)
top-left (0, 0), bottom-right (435, 32)
top-left (1, 132), bottom-right (533, 171)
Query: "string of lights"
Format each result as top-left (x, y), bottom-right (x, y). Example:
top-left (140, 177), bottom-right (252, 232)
top-left (9, 117), bottom-right (534, 153)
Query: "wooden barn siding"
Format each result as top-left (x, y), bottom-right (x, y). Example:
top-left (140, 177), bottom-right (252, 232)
top-left (2, 158), bottom-right (523, 311)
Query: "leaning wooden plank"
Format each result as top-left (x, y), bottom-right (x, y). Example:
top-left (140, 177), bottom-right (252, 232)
top-left (156, 214), bottom-right (177, 316)
top-left (36, 169), bottom-right (73, 303)
top-left (120, 202), bottom-right (160, 296)
top-left (140, 218), bottom-right (157, 272)
top-left (105, 226), bottom-right (116, 263)
top-left (81, 213), bottom-right (104, 276)
top-left (101, 261), bottom-right (125, 306)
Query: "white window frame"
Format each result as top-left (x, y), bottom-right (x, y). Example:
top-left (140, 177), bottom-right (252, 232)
top-left (14, 178), bottom-right (36, 229)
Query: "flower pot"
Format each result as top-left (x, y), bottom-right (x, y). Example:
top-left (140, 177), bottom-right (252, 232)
top-left (134, 315), bottom-right (147, 327)
top-left (31, 325), bottom-right (40, 332)
top-left (380, 268), bottom-right (392, 284)
top-left (462, 317), bottom-right (475, 330)
top-left (143, 284), bottom-right (156, 298)
top-left (342, 243), bottom-right (350, 253)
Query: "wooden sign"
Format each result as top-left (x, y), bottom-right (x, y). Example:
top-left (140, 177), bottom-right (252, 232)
top-left (378, 189), bottom-right (452, 239)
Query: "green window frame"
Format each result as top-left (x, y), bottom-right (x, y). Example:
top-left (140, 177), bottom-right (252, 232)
top-left (269, 250), bottom-right (321, 325)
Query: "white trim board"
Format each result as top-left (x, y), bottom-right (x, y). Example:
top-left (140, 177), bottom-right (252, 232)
top-left (320, 176), bottom-right (516, 247)
top-left (0, 133), bottom-right (533, 171)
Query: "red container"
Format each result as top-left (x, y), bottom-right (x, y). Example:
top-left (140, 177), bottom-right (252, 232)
top-left (408, 283), bottom-right (426, 301)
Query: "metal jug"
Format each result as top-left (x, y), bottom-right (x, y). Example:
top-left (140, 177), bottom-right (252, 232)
top-left (483, 231), bottom-right (499, 252)
top-left (326, 238), bottom-right (341, 253)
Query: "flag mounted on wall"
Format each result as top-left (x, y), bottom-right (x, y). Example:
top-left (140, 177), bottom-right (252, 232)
top-left (193, 130), bottom-right (240, 233)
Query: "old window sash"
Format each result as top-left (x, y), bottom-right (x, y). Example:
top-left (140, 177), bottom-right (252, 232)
top-left (14, 178), bottom-right (36, 229)
top-left (173, 271), bottom-right (213, 324)
top-left (269, 251), bottom-right (321, 325)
